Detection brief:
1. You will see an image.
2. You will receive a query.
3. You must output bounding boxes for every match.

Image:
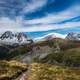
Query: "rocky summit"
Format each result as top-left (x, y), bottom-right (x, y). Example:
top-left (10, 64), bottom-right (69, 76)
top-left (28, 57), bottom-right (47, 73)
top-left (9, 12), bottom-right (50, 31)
top-left (0, 31), bottom-right (33, 46)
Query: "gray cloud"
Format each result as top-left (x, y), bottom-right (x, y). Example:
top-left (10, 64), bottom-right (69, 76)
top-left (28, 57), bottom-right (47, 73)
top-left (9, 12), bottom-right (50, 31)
top-left (0, 0), bottom-right (27, 17)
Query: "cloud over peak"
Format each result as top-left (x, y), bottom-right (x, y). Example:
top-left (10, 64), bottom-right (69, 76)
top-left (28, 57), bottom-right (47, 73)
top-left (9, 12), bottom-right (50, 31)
top-left (0, 0), bottom-right (80, 38)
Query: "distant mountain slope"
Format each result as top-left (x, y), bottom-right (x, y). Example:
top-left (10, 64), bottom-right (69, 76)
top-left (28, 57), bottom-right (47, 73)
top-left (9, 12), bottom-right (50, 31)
top-left (0, 31), bottom-right (33, 45)
top-left (66, 32), bottom-right (80, 41)
top-left (34, 33), bottom-right (67, 42)
top-left (34, 32), bottom-right (80, 43)
top-left (26, 63), bottom-right (80, 80)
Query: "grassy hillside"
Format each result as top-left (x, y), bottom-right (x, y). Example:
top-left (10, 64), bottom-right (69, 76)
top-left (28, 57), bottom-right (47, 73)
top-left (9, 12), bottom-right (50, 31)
top-left (27, 63), bottom-right (80, 80)
top-left (33, 47), bottom-right (80, 67)
top-left (0, 38), bottom-right (80, 60)
top-left (0, 45), bottom-right (32, 60)
top-left (0, 39), bottom-right (80, 79)
top-left (0, 62), bottom-right (80, 80)
top-left (0, 60), bottom-right (28, 80)
top-left (63, 48), bottom-right (80, 66)
top-left (35, 38), bottom-right (80, 50)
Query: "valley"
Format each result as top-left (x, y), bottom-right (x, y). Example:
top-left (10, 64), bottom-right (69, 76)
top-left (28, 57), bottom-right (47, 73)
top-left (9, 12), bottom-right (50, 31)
top-left (0, 0), bottom-right (80, 80)
top-left (0, 31), bottom-right (80, 80)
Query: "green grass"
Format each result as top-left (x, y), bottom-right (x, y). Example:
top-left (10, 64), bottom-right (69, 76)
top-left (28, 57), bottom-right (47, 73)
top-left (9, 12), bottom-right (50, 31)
top-left (33, 47), bottom-right (80, 67)
top-left (27, 63), bottom-right (80, 80)
top-left (63, 48), bottom-right (80, 66)
top-left (0, 60), bottom-right (28, 80)
top-left (0, 45), bottom-right (32, 60)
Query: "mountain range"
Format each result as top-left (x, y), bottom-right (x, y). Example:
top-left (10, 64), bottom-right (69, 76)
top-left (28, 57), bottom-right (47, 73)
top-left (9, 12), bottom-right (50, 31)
top-left (0, 31), bottom-right (80, 46)
top-left (0, 31), bottom-right (33, 46)
top-left (66, 32), bottom-right (80, 41)
top-left (34, 33), bottom-right (67, 42)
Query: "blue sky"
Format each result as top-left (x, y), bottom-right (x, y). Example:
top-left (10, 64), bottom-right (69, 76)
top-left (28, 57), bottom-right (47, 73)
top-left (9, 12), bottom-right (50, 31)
top-left (0, 0), bottom-right (80, 38)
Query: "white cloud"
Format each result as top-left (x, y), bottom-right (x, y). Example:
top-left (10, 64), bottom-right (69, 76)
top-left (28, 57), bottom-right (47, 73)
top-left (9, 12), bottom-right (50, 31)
top-left (0, 20), bottom-right (79, 33)
top-left (20, 22), bottom-right (80, 32)
top-left (0, 17), bottom-right (80, 33)
top-left (0, 17), bottom-right (22, 33)
top-left (0, 2), bottom-right (80, 33)
top-left (0, 17), bottom-right (21, 28)
top-left (23, 0), bottom-right (47, 13)
top-left (23, 4), bottom-right (80, 25)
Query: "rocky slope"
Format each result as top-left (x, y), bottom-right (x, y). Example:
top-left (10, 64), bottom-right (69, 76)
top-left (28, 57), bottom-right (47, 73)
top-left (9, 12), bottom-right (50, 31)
top-left (66, 32), bottom-right (80, 41)
top-left (0, 31), bottom-right (33, 46)
top-left (34, 33), bottom-right (67, 42)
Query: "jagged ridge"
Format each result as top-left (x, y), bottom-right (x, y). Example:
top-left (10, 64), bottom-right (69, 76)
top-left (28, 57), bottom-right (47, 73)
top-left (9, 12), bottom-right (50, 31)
top-left (0, 31), bottom-right (33, 45)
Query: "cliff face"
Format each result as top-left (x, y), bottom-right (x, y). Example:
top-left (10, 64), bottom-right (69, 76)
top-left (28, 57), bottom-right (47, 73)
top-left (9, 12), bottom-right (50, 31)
top-left (0, 31), bottom-right (33, 45)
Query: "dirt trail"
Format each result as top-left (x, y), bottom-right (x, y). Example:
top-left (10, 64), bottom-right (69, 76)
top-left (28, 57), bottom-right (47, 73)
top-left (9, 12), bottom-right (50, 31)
top-left (15, 46), bottom-right (52, 80)
top-left (21, 46), bottom-right (52, 63)
top-left (15, 65), bottom-right (32, 80)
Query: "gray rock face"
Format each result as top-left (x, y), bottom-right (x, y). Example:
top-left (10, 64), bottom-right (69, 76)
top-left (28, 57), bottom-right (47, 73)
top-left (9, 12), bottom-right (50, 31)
top-left (0, 31), bottom-right (14, 40)
top-left (66, 32), bottom-right (80, 41)
top-left (21, 46), bottom-right (53, 64)
top-left (0, 31), bottom-right (33, 45)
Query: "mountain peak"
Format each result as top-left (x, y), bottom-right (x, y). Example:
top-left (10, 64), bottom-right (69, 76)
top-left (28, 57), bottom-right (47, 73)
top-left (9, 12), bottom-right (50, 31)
top-left (34, 33), bottom-right (67, 42)
top-left (0, 31), bottom-right (14, 40)
top-left (66, 32), bottom-right (80, 41)
top-left (0, 31), bottom-right (33, 45)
